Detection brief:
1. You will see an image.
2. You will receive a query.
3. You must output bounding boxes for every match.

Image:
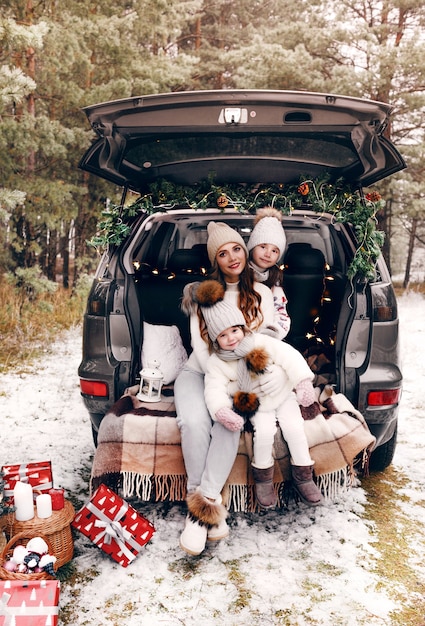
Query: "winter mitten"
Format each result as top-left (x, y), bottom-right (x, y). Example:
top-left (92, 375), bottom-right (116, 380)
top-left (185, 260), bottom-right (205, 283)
top-left (256, 364), bottom-right (282, 396)
top-left (24, 552), bottom-right (40, 570)
top-left (39, 554), bottom-right (57, 577)
top-left (259, 324), bottom-right (281, 340)
top-left (215, 407), bottom-right (244, 432)
top-left (295, 378), bottom-right (316, 407)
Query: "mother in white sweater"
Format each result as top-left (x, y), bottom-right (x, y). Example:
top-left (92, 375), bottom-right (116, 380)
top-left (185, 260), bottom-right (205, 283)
top-left (175, 221), bottom-right (285, 556)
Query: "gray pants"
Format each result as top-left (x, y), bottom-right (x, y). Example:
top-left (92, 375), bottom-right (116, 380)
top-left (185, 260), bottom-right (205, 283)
top-left (174, 366), bottom-right (240, 500)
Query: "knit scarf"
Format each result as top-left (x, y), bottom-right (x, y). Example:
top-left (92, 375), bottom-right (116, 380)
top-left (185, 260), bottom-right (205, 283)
top-left (216, 334), bottom-right (257, 393)
top-left (249, 261), bottom-right (269, 284)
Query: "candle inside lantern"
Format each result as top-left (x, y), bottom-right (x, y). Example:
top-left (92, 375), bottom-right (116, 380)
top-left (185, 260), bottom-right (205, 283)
top-left (36, 493), bottom-right (52, 518)
top-left (49, 488), bottom-right (65, 510)
top-left (14, 481), bottom-right (34, 521)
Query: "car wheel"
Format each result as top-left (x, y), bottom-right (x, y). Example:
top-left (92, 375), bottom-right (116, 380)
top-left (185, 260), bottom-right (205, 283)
top-left (88, 413), bottom-right (105, 447)
top-left (91, 425), bottom-right (98, 447)
top-left (369, 422), bottom-right (398, 472)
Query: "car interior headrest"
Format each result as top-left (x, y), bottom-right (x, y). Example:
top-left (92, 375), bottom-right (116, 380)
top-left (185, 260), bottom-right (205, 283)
top-left (284, 243), bottom-right (325, 273)
top-left (168, 248), bottom-right (210, 273)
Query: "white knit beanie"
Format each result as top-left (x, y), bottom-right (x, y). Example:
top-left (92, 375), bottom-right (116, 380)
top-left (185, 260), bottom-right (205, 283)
top-left (193, 279), bottom-right (247, 342)
top-left (247, 207), bottom-right (286, 255)
top-left (207, 221), bottom-right (248, 264)
top-left (202, 298), bottom-right (246, 342)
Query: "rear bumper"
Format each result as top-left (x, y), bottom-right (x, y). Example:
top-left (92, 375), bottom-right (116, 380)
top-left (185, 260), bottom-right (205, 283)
top-left (364, 406), bottom-right (399, 448)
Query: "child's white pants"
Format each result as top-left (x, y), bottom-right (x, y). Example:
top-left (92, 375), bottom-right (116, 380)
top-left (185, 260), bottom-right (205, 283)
top-left (250, 393), bottom-right (313, 468)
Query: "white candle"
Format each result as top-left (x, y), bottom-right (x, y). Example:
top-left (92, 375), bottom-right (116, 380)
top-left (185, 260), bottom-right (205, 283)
top-left (13, 481), bottom-right (34, 521)
top-left (36, 493), bottom-right (52, 519)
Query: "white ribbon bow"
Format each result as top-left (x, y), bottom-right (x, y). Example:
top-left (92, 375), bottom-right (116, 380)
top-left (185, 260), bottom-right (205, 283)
top-left (87, 502), bottom-right (138, 564)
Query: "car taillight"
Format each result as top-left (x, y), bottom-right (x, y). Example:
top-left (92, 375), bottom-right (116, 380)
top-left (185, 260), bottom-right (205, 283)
top-left (87, 299), bottom-right (106, 316)
top-left (80, 379), bottom-right (109, 397)
top-left (373, 305), bottom-right (397, 322)
top-left (87, 279), bottom-right (110, 316)
top-left (367, 388), bottom-right (401, 407)
top-left (371, 283), bottom-right (398, 321)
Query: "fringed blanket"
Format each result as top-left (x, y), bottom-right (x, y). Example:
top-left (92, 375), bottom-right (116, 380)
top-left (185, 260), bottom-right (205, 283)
top-left (91, 385), bottom-right (375, 512)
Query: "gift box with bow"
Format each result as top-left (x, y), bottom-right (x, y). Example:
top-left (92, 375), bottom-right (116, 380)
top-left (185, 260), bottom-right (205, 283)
top-left (0, 579), bottom-right (60, 625)
top-left (2, 462), bottom-right (53, 501)
top-left (71, 484), bottom-right (155, 567)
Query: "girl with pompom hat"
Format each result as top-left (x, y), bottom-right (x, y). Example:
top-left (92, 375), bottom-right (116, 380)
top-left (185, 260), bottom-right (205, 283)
top-left (175, 221), bottom-right (284, 556)
top-left (195, 279), bottom-right (322, 512)
top-left (247, 206), bottom-right (291, 340)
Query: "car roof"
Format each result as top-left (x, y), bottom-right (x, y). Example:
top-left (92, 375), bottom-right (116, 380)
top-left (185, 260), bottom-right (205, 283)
top-left (79, 89), bottom-right (406, 191)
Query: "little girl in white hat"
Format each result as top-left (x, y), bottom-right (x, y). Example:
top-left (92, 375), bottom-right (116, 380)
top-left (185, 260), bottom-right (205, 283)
top-left (196, 280), bottom-right (322, 511)
top-left (247, 207), bottom-right (291, 340)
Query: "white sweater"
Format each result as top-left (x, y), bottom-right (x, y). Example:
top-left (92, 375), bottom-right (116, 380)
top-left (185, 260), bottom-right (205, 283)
top-left (204, 333), bottom-right (314, 419)
top-left (185, 281), bottom-right (276, 374)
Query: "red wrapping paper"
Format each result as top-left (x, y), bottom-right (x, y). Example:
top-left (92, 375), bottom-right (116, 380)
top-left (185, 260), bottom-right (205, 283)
top-left (2, 462), bottom-right (53, 501)
top-left (0, 579), bottom-right (60, 625)
top-left (72, 483), bottom-right (155, 567)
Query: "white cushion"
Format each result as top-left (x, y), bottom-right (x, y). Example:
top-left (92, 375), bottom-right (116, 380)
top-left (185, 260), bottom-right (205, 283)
top-left (141, 323), bottom-right (188, 384)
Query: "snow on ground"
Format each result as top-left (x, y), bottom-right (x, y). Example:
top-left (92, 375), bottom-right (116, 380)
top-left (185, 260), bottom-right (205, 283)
top-left (0, 291), bottom-right (424, 625)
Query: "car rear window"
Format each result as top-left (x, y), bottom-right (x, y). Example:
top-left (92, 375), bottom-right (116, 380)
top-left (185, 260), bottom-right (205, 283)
top-left (124, 133), bottom-right (358, 169)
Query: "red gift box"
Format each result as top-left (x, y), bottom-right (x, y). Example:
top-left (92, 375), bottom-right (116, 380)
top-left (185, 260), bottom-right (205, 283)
top-left (2, 462), bottom-right (53, 501)
top-left (72, 484), bottom-right (155, 567)
top-left (0, 579), bottom-right (60, 625)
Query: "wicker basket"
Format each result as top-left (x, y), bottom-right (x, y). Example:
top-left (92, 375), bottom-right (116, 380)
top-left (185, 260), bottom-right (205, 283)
top-left (0, 499), bottom-right (75, 569)
top-left (0, 531), bottom-right (6, 553)
top-left (0, 531), bottom-right (56, 580)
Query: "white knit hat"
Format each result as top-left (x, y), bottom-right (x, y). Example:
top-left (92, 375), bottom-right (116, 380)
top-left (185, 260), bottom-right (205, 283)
top-left (247, 207), bottom-right (286, 255)
top-left (194, 280), bottom-right (246, 342)
top-left (202, 298), bottom-right (246, 342)
top-left (207, 221), bottom-right (248, 264)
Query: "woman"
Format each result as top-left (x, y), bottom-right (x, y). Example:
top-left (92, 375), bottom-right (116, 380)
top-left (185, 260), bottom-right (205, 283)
top-left (174, 221), bottom-right (282, 555)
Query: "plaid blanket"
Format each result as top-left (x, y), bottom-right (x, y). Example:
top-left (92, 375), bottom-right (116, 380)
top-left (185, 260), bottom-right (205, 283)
top-left (91, 385), bottom-right (375, 512)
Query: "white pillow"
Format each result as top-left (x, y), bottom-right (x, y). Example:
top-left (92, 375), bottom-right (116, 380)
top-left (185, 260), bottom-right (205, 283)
top-left (141, 323), bottom-right (188, 385)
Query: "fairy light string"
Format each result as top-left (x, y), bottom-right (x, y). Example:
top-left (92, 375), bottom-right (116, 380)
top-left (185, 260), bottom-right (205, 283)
top-left (89, 176), bottom-right (385, 281)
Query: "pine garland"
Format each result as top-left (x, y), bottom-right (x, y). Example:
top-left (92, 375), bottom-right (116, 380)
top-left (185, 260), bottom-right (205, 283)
top-left (89, 176), bottom-right (385, 280)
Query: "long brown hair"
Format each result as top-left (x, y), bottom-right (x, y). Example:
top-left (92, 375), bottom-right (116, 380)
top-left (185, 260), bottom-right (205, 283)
top-left (208, 261), bottom-right (264, 331)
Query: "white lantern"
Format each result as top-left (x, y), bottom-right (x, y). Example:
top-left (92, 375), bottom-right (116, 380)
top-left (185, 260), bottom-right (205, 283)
top-left (137, 360), bottom-right (164, 402)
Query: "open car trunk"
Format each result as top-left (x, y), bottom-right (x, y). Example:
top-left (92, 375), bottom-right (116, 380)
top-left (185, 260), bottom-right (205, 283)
top-left (120, 210), bottom-right (352, 402)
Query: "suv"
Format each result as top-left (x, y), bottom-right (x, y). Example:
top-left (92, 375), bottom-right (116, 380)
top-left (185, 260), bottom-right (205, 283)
top-left (78, 90), bottom-right (405, 471)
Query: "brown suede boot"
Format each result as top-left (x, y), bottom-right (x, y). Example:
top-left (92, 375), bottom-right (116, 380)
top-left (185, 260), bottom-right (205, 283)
top-left (291, 465), bottom-right (322, 506)
top-left (251, 466), bottom-right (277, 509)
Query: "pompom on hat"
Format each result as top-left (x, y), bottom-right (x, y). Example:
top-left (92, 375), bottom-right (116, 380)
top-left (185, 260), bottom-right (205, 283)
top-left (207, 221), bottom-right (248, 264)
top-left (247, 207), bottom-right (286, 255)
top-left (194, 280), bottom-right (246, 342)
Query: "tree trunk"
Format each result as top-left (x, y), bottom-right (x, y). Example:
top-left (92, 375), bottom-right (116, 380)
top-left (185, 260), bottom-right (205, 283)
top-left (403, 217), bottom-right (418, 289)
top-left (46, 229), bottom-right (58, 281)
top-left (377, 198), bottom-right (392, 274)
top-left (60, 231), bottom-right (70, 289)
top-left (73, 177), bottom-right (98, 285)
